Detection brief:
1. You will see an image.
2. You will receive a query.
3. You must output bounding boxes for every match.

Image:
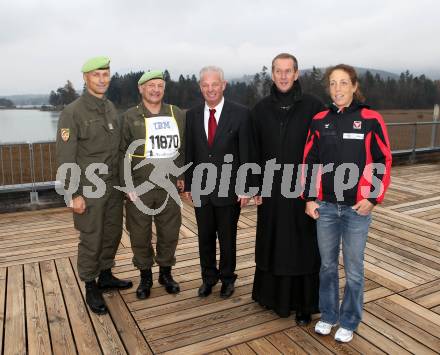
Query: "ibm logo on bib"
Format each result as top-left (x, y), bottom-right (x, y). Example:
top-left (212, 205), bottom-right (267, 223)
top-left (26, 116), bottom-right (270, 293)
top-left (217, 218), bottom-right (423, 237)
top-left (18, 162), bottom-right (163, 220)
top-left (153, 121), bottom-right (171, 130)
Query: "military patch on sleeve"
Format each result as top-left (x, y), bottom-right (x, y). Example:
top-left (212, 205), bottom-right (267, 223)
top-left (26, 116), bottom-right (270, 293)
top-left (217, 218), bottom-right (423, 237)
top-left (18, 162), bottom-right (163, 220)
top-left (60, 128), bottom-right (70, 142)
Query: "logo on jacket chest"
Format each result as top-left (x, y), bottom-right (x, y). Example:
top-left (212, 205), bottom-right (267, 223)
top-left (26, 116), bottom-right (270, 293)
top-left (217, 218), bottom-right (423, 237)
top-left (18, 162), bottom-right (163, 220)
top-left (353, 121), bottom-right (362, 130)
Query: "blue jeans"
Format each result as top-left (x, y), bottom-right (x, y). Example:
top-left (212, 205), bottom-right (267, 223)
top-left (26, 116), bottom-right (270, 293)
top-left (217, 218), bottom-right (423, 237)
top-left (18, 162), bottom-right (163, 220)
top-left (316, 201), bottom-right (371, 330)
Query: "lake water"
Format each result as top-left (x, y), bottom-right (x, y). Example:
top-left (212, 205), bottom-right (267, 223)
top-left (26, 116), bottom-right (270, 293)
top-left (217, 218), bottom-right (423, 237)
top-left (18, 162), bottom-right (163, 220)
top-left (0, 109), bottom-right (59, 143)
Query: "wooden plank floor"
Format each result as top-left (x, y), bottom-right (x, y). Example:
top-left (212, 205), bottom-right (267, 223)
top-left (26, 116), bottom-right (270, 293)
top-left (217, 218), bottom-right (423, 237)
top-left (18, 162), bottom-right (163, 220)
top-left (1, 162), bottom-right (439, 354)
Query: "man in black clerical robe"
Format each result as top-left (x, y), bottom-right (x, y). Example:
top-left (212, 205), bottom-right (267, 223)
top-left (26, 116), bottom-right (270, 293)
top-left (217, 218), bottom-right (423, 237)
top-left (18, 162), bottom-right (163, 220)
top-left (251, 53), bottom-right (324, 324)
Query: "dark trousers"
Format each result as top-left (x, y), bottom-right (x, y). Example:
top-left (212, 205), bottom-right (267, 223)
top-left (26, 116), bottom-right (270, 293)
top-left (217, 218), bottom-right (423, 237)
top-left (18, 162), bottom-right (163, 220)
top-left (126, 189), bottom-right (181, 270)
top-left (194, 202), bottom-right (240, 284)
top-left (74, 187), bottom-right (123, 282)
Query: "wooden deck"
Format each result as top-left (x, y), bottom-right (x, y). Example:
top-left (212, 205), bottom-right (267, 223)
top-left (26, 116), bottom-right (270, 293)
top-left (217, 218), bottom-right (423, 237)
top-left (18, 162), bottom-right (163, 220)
top-left (1, 163), bottom-right (440, 354)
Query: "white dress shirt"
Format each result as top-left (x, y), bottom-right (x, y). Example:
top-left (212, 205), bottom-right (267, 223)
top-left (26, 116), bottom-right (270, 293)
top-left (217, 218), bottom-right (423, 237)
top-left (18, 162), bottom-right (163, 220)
top-left (204, 97), bottom-right (225, 138)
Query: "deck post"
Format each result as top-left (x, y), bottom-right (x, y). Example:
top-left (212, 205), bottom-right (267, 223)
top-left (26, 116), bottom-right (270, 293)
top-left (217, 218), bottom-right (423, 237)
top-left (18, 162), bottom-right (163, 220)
top-left (30, 191), bottom-right (39, 204)
top-left (409, 123), bottom-right (417, 163)
top-left (29, 143), bottom-right (39, 205)
top-left (431, 104), bottom-right (439, 148)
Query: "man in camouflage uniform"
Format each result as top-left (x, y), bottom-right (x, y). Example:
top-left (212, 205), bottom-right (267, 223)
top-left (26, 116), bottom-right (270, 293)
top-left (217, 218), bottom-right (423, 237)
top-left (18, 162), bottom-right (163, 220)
top-left (56, 56), bottom-right (132, 315)
top-left (120, 70), bottom-right (185, 299)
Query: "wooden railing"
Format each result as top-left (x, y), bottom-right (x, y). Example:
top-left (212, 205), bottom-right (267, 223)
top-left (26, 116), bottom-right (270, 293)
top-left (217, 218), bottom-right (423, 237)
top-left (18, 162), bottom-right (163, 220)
top-left (0, 121), bottom-right (439, 191)
top-left (0, 141), bottom-right (57, 190)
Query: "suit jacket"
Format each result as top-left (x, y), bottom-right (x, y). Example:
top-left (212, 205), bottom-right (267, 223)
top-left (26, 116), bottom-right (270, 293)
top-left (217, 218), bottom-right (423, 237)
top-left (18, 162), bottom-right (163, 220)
top-left (185, 99), bottom-right (253, 207)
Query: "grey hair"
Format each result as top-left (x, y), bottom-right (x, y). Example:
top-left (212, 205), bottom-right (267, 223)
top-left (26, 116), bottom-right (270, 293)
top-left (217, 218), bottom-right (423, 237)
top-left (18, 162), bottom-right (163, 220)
top-left (199, 66), bottom-right (224, 81)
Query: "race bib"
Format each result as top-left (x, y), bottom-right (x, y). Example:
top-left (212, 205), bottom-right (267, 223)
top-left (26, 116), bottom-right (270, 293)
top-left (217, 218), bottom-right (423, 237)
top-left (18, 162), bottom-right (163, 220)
top-left (146, 115), bottom-right (180, 158)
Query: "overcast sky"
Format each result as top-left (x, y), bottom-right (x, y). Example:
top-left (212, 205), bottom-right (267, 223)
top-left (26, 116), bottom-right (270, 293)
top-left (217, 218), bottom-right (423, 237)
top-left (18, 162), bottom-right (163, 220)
top-left (1, 0), bottom-right (439, 95)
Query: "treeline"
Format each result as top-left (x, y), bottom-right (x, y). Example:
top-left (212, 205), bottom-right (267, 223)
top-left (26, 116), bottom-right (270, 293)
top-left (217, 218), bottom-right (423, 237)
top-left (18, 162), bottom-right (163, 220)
top-left (105, 70), bottom-right (258, 109)
top-left (49, 67), bottom-right (440, 110)
top-left (0, 98), bottom-right (15, 108)
top-left (107, 67), bottom-right (440, 109)
top-left (300, 67), bottom-right (440, 109)
top-left (49, 80), bottom-right (79, 107)
top-left (361, 70), bottom-right (440, 109)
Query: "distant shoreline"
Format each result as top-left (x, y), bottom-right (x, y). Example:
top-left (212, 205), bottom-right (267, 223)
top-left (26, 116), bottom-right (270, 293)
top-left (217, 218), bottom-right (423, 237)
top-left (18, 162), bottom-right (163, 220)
top-left (0, 106), bottom-right (59, 112)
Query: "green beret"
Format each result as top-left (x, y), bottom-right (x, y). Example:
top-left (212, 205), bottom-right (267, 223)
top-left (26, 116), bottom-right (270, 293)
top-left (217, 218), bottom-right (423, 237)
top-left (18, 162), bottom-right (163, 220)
top-left (138, 70), bottom-right (164, 85)
top-left (81, 56), bottom-right (110, 73)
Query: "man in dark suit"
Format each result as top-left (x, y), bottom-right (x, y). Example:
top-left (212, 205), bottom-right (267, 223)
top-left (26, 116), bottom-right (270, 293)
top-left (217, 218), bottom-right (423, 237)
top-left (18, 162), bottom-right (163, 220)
top-left (184, 66), bottom-right (252, 298)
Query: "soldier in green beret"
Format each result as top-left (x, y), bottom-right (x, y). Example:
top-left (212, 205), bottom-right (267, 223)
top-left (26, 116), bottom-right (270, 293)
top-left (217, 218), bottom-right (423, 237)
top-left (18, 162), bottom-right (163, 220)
top-left (120, 70), bottom-right (186, 299)
top-left (56, 56), bottom-right (132, 315)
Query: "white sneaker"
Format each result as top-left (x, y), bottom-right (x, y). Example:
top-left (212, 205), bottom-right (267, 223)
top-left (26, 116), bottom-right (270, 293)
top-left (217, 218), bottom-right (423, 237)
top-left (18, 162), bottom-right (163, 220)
top-left (334, 327), bottom-right (353, 342)
top-left (315, 321), bottom-right (337, 335)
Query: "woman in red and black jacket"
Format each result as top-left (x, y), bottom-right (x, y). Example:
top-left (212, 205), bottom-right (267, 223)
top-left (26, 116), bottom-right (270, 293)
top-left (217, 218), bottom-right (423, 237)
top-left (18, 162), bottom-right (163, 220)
top-left (302, 64), bottom-right (391, 343)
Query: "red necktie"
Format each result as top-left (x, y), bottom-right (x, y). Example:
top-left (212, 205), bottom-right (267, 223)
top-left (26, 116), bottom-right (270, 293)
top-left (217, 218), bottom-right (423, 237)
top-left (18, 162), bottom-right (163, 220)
top-left (208, 108), bottom-right (217, 147)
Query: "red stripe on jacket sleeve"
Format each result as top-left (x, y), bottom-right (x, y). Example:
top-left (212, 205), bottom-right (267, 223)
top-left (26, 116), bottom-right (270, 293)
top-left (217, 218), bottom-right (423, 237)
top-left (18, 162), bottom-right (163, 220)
top-left (374, 132), bottom-right (392, 203)
top-left (361, 108), bottom-right (391, 147)
top-left (359, 108), bottom-right (392, 203)
top-left (317, 165), bottom-right (323, 201)
top-left (357, 131), bottom-right (373, 202)
top-left (302, 130), bottom-right (319, 166)
top-left (301, 130), bottom-right (320, 199)
top-left (301, 110), bottom-right (329, 200)
top-left (301, 130), bottom-right (319, 199)
top-left (313, 110), bottom-right (330, 120)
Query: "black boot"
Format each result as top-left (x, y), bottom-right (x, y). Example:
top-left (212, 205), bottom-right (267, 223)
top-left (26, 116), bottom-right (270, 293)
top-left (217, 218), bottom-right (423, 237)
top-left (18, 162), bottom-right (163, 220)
top-left (136, 269), bottom-right (153, 299)
top-left (97, 269), bottom-right (133, 292)
top-left (295, 311), bottom-right (311, 326)
top-left (85, 280), bottom-right (107, 315)
top-left (158, 266), bottom-right (180, 294)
